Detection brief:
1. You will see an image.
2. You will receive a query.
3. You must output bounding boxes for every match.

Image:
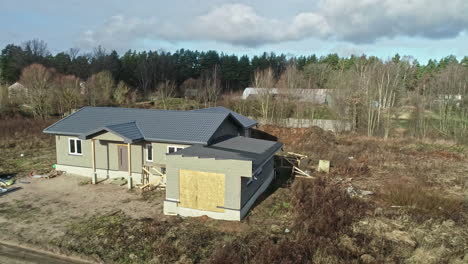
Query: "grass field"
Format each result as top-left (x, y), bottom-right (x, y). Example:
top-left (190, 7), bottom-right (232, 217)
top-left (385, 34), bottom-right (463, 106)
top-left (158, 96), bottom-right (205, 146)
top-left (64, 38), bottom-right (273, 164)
top-left (0, 117), bottom-right (467, 263)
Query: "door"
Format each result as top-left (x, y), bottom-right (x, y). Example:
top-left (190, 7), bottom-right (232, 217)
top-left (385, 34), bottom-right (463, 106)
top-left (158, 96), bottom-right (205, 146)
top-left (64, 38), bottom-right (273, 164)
top-left (179, 169), bottom-right (225, 213)
top-left (118, 145), bottom-right (128, 171)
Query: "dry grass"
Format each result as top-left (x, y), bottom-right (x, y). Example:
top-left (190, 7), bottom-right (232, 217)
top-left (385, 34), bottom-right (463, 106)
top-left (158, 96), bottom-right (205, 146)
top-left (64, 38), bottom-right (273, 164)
top-left (384, 183), bottom-right (464, 221)
top-left (210, 178), bottom-right (369, 264)
top-left (0, 117), bottom-right (56, 176)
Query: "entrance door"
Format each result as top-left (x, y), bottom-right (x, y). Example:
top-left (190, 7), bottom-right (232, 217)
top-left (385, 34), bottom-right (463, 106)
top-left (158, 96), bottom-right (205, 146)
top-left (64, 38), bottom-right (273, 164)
top-left (118, 145), bottom-right (128, 171)
top-left (179, 169), bottom-right (225, 213)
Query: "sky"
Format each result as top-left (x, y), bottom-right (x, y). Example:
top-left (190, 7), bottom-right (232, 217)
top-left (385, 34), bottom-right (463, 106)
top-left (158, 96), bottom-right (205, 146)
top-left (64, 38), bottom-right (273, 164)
top-left (1, 0), bottom-right (468, 63)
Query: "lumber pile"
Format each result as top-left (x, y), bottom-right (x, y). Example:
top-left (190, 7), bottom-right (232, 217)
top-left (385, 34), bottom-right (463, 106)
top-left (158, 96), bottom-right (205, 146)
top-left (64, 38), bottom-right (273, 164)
top-left (278, 152), bottom-right (314, 178)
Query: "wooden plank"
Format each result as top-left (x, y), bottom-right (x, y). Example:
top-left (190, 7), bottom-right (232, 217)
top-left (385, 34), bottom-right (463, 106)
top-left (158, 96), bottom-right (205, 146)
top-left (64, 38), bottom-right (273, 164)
top-left (294, 166), bottom-right (312, 177)
top-left (91, 139), bottom-right (96, 184)
top-left (150, 167), bottom-right (164, 176)
top-left (140, 183), bottom-right (150, 189)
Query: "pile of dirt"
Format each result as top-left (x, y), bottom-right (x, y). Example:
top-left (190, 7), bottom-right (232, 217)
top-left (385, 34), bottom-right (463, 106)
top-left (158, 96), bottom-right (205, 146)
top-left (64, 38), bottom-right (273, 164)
top-left (260, 125), bottom-right (347, 169)
top-left (259, 125), bottom-right (336, 154)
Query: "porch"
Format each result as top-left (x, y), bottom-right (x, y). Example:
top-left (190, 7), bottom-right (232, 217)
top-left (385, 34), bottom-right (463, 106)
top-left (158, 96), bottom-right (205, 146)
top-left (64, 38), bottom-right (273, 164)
top-left (80, 121), bottom-right (166, 189)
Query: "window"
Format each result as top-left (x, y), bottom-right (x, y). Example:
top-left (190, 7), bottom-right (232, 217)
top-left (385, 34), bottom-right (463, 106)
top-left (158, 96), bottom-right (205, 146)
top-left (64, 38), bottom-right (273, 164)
top-left (167, 146), bottom-right (185, 154)
top-left (69, 138), bottom-right (82, 155)
top-left (146, 144), bottom-right (153, 162)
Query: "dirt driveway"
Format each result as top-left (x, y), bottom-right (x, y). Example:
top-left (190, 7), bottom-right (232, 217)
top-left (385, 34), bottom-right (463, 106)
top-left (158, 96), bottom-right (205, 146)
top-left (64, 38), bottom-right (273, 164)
top-left (0, 174), bottom-right (165, 245)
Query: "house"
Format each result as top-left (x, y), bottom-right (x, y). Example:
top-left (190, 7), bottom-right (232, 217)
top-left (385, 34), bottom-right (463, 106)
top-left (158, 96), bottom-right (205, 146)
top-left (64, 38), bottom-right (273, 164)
top-left (43, 106), bottom-right (282, 220)
top-left (7, 82), bottom-right (28, 99)
top-left (242, 87), bottom-right (331, 104)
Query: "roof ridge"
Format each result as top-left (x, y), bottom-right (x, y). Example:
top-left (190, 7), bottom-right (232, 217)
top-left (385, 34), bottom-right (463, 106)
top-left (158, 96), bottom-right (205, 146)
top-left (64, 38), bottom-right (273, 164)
top-left (83, 106), bottom-right (232, 116)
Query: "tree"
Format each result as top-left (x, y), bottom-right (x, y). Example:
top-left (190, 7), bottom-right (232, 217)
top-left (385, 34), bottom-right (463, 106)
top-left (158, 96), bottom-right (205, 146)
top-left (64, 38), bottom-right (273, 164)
top-left (54, 74), bottom-right (83, 116)
top-left (86, 71), bottom-right (115, 106)
top-left (252, 67), bottom-right (276, 121)
top-left (19, 64), bottom-right (55, 118)
top-left (156, 80), bottom-right (176, 109)
top-left (113, 81), bottom-right (130, 105)
top-left (1, 44), bottom-right (26, 83)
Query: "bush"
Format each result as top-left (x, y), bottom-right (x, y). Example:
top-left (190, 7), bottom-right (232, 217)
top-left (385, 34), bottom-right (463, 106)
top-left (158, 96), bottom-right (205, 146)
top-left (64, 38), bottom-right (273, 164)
top-left (210, 178), bottom-right (368, 264)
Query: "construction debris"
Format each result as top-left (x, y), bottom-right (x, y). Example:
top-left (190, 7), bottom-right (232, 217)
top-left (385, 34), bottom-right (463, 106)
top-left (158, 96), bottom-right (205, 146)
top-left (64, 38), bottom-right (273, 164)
top-left (278, 152), bottom-right (314, 178)
top-left (0, 187), bottom-right (22, 196)
top-left (0, 177), bottom-right (15, 187)
top-left (346, 185), bottom-right (374, 198)
top-left (29, 169), bottom-right (63, 179)
top-left (318, 160), bottom-right (330, 173)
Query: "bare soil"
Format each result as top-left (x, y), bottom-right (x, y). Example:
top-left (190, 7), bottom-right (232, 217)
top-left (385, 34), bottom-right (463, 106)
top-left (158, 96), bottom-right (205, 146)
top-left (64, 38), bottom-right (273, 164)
top-left (0, 175), bottom-right (165, 245)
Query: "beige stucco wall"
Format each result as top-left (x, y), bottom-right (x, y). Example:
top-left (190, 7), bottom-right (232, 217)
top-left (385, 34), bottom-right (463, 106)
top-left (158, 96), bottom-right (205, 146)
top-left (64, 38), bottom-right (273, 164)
top-left (55, 132), bottom-right (194, 176)
top-left (55, 134), bottom-right (143, 174)
top-left (149, 142), bottom-right (191, 166)
top-left (165, 155), bottom-right (252, 210)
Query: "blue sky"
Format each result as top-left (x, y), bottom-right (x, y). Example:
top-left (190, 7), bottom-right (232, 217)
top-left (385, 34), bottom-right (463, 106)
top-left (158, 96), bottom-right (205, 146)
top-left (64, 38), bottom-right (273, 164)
top-left (1, 0), bottom-right (468, 63)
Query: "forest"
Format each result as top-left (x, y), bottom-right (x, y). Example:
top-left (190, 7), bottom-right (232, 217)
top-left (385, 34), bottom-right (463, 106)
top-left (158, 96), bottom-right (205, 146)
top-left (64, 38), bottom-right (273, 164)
top-left (0, 39), bottom-right (467, 143)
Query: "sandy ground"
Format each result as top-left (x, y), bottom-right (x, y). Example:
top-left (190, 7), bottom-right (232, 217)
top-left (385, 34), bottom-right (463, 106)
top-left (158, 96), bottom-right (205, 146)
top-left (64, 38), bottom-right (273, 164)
top-left (0, 174), bottom-right (165, 245)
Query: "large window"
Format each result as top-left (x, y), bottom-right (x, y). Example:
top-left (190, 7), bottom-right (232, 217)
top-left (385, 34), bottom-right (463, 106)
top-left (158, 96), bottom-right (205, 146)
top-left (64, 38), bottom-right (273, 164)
top-left (69, 138), bottom-right (82, 155)
top-left (146, 144), bottom-right (153, 162)
top-left (167, 146), bottom-right (185, 154)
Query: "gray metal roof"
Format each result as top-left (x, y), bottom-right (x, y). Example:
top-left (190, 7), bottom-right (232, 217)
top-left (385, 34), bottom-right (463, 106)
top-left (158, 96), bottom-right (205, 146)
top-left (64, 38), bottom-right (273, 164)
top-left (43, 106), bottom-right (254, 145)
top-left (168, 136), bottom-right (283, 171)
top-left (81, 121), bottom-right (144, 143)
top-left (191, 107), bottom-right (257, 128)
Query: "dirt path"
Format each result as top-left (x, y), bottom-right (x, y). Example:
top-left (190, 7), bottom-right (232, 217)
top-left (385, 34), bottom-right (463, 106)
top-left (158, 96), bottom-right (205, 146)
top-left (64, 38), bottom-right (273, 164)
top-left (0, 241), bottom-right (93, 264)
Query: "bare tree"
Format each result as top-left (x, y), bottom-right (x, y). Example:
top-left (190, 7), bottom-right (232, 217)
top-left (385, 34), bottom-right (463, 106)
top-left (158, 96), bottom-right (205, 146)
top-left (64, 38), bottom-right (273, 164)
top-left (86, 71), bottom-right (115, 106)
top-left (23, 39), bottom-right (50, 57)
top-left (113, 81), bottom-right (130, 105)
top-left (196, 65), bottom-right (222, 107)
top-left (67, 48), bottom-right (81, 60)
top-left (205, 65), bottom-right (221, 106)
top-left (303, 63), bottom-right (332, 89)
top-left (19, 64), bottom-right (55, 118)
top-left (252, 67), bottom-right (276, 121)
top-left (156, 80), bottom-right (176, 109)
top-left (54, 74), bottom-right (83, 116)
top-left (430, 63), bottom-right (468, 140)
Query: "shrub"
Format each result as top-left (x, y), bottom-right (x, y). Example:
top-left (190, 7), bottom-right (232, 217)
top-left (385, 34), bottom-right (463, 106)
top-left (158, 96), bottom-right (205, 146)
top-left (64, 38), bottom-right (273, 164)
top-left (210, 178), bottom-right (368, 264)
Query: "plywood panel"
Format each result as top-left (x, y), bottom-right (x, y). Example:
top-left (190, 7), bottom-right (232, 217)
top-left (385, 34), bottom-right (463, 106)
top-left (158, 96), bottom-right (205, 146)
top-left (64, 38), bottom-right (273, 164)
top-left (179, 169), bottom-right (199, 210)
top-left (179, 169), bottom-right (225, 213)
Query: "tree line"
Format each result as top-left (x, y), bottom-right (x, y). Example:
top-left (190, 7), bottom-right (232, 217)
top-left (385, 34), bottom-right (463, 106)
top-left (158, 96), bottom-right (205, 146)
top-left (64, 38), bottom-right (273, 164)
top-left (1, 39), bottom-right (467, 94)
top-left (0, 39), bottom-right (467, 143)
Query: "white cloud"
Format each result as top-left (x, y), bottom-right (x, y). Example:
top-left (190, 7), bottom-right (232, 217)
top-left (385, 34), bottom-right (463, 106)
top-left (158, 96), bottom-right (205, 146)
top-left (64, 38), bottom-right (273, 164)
top-left (78, 1), bottom-right (468, 49)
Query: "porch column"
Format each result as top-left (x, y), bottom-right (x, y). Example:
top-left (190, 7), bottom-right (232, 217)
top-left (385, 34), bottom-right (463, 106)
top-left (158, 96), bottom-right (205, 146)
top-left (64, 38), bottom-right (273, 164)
top-left (91, 139), bottom-right (97, 184)
top-left (127, 143), bottom-right (132, 189)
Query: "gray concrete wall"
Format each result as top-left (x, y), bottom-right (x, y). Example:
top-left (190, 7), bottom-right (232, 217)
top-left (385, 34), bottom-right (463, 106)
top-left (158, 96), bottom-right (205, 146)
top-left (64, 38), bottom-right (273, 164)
top-left (165, 155), bottom-right (252, 210)
top-left (240, 158), bottom-right (274, 207)
top-left (258, 118), bottom-right (351, 132)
